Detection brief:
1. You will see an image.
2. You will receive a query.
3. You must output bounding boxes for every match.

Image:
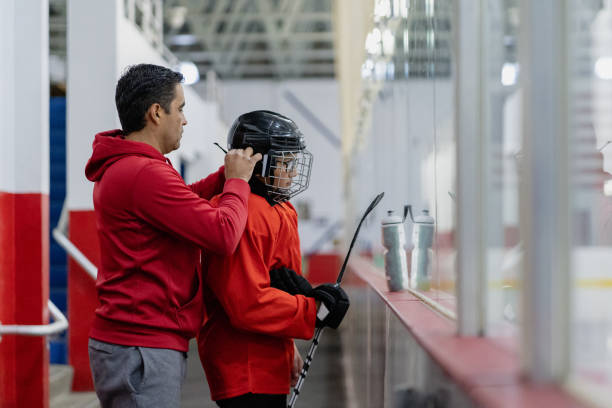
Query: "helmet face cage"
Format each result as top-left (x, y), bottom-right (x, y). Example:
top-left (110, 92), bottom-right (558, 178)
top-left (226, 110), bottom-right (313, 203)
top-left (262, 149), bottom-right (313, 203)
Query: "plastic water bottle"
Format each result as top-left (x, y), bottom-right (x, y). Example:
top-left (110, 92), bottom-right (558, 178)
top-left (381, 210), bottom-right (409, 291)
top-left (409, 209), bottom-right (435, 291)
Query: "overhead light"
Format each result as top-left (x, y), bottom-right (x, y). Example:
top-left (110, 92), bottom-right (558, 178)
top-left (374, 0), bottom-right (392, 20)
top-left (425, 0), bottom-right (434, 17)
top-left (595, 57), bottom-right (612, 80)
top-left (49, 54), bottom-right (66, 83)
top-left (501, 62), bottom-right (519, 86)
top-left (365, 28), bottom-right (382, 56)
top-left (374, 61), bottom-right (387, 81)
top-left (382, 28), bottom-right (395, 56)
top-left (169, 34), bottom-right (198, 47)
top-left (178, 61), bottom-right (200, 85)
top-left (167, 6), bottom-right (188, 30)
top-left (399, 0), bottom-right (409, 18)
top-left (361, 59), bottom-right (374, 79)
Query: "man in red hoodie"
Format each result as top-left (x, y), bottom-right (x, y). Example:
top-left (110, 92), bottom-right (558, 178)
top-left (84, 64), bottom-right (261, 407)
top-left (198, 110), bottom-right (349, 408)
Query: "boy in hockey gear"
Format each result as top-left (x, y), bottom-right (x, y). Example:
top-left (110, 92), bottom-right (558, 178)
top-left (198, 110), bottom-right (349, 408)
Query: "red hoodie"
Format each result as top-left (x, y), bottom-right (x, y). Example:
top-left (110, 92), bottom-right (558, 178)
top-left (84, 129), bottom-right (250, 352)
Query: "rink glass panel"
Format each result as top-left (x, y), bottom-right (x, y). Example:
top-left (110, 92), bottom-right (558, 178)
top-left (567, 0), bottom-right (612, 401)
top-left (482, 0), bottom-right (522, 345)
top-left (355, 0), bottom-right (458, 311)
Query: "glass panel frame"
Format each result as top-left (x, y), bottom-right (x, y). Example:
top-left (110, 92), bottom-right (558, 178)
top-left (518, 0), bottom-right (571, 382)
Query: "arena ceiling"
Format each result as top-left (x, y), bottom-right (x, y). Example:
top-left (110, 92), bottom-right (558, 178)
top-left (163, 0), bottom-right (335, 79)
top-left (49, 0), bottom-right (336, 80)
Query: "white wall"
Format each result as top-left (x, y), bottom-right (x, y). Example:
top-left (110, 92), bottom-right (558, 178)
top-left (182, 103), bottom-right (228, 183)
top-left (67, 0), bottom-right (216, 210)
top-left (67, 0), bottom-right (118, 209)
top-left (0, 0), bottom-right (49, 194)
top-left (116, 14), bottom-right (214, 165)
top-left (0, 0), bottom-right (17, 193)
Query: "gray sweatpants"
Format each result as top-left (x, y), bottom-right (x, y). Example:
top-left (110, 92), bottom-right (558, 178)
top-left (88, 338), bottom-right (187, 408)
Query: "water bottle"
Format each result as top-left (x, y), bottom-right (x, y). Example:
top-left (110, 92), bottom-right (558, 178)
top-left (407, 207), bottom-right (435, 291)
top-left (381, 210), bottom-right (409, 291)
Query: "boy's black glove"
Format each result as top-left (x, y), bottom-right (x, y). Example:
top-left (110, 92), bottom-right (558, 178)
top-left (269, 266), bottom-right (313, 296)
top-left (269, 267), bottom-right (349, 329)
top-left (311, 284), bottom-right (350, 329)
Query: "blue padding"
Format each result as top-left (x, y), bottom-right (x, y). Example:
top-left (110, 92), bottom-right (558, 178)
top-left (49, 340), bottom-right (67, 364)
top-left (50, 264), bottom-right (67, 287)
top-left (50, 288), bottom-right (67, 312)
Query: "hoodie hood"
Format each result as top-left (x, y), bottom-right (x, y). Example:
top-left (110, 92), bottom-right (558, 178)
top-left (85, 129), bottom-right (165, 182)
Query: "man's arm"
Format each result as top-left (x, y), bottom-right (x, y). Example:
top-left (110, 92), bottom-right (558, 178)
top-left (188, 166), bottom-right (225, 199)
top-left (188, 147), bottom-right (262, 199)
top-left (132, 162), bottom-right (249, 255)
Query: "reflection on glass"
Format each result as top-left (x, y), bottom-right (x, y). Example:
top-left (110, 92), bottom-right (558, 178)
top-left (390, 1), bottom-right (452, 79)
top-left (484, 0), bottom-right (522, 344)
top-left (354, 0), bottom-right (456, 313)
top-left (569, 0), bottom-right (612, 398)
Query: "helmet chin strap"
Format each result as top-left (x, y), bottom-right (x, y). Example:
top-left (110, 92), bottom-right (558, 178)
top-left (261, 154), bottom-right (269, 176)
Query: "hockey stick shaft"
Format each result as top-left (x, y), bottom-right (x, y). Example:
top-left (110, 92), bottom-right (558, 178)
top-left (288, 192), bottom-right (384, 408)
top-left (288, 327), bottom-right (323, 407)
top-left (336, 192), bottom-right (384, 284)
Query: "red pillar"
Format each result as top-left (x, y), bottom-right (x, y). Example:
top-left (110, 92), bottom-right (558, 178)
top-left (68, 210), bottom-right (99, 391)
top-left (0, 193), bottom-right (50, 408)
top-left (0, 0), bottom-right (49, 405)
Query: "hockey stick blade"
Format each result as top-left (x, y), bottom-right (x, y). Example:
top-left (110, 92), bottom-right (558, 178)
top-left (336, 192), bottom-right (384, 284)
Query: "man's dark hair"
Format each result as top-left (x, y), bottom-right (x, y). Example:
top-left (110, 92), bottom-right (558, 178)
top-left (115, 64), bottom-right (184, 135)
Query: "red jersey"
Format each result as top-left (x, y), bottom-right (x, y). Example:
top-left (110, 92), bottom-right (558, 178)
top-left (85, 130), bottom-right (250, 352)
top-left (198, 193), bottom-right (316, 401)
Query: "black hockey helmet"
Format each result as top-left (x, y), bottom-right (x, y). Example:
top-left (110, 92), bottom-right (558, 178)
top-left (227, 110), bottom-right (313, 202)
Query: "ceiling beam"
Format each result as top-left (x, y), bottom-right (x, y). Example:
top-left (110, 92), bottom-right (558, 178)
top-left (280, 0), bottom-right (303, 76)
top-left (180, 11), bottom-right (330, 24)
top-left (198, 62), bottom-right (335, 76)
top-left (174, 48), bottom-right (335, 62)
top-left (197, 31), bottom-right (333, 42)
top-left (250, 0), bottom-right (284, 77)
top-left (220, 0), bottom-right (251, 77)
top-left (163, 0), bottom-right (335, 79)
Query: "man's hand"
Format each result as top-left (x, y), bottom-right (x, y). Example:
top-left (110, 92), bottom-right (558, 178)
top-left (224, 147), bottom-right (262, 182)
top-left (291, 343), bottom-right (303, 387)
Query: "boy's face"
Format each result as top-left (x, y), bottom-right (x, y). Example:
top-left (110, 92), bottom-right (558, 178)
top-left (270, 156), bottom-right (298, 189)
top-left (257, 154), bottom-right (298, 189)
top-left (254, 148), bottom-right (311, 202)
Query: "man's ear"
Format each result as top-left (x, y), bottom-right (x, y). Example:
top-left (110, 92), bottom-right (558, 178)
top-left (147, 103), bottom-right (162, 125)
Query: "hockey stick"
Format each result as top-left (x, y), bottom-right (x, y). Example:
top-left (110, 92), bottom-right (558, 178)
top-left (288, 192), bottom-right (384, 408)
